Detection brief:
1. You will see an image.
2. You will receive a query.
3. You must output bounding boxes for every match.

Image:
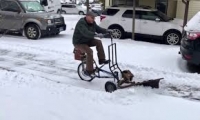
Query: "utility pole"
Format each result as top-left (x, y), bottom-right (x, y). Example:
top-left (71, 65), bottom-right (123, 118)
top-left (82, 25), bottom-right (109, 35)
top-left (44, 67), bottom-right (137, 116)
top-left (132, 0), bottom-right (136, 40)
top-left (103, 0), bottom-right (105, 10)
top-left (86, 0), bottom-right (89, 13)
top-left (182, 0), bottom-right (190, 36)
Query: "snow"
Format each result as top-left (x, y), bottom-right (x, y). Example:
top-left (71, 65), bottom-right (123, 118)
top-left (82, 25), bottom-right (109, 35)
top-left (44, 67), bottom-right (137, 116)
top-left (1, 71), bottom-right (200, 120)
top-left (1, 15), bottom-right (200, 120)
top-left (184, 11), bottom-right (200, 32)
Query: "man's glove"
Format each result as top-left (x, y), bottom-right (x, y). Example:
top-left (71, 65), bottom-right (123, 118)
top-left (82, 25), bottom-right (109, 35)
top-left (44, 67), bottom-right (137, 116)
top-left (94, 33), bottom-right (104, 39)
top-left (106, 29), bottom-right (114, 33)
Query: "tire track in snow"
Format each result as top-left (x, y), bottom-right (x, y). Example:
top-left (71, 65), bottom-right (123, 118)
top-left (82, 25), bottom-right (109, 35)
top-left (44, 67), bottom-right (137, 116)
top-left (0, 48), bottom-right (109, 91)
top-left (0, 48), bottom-right (80, 81)
top-left (0, 42), bottom-right (69, 56)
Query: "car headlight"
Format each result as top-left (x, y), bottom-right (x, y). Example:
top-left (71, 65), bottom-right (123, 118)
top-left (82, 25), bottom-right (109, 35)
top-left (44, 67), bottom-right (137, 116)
top-left (45, 19), bottom-right (54, 24)
top-left (47, 20), bottom-right (52, 24)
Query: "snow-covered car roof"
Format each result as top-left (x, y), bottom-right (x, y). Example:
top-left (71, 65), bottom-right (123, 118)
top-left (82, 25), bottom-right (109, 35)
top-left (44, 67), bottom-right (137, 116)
top-left (184, 11), bottom-right (200, 32)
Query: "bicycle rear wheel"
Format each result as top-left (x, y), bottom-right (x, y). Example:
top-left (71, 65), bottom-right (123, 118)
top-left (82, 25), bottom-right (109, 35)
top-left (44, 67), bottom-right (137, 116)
top-left (77, 62), bottom-right (95, 82)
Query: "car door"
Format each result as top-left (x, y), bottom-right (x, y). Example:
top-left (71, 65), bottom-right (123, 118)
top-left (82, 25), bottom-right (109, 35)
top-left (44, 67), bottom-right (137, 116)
top-left (61, 5), bottom-right (71, 14)
top-left (71, 5), bottom-right (78, 14)
top-left (120, 10), bottom-right (141, 34)
top-left (139, 11), bottom-right (164, 36)
top-left (61, 5), bottom-right (68, 13)
top-left (0, 0), bottom-right (23, 31)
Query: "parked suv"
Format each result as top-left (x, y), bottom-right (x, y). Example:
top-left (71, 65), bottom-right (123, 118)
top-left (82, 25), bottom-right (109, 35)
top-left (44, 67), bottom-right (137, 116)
top-left (180, 11), bottom-right (200, 65)
top-left (0, 0), bottom-right (66, 40)
top-left (99, 6), bottom-right (183, 45)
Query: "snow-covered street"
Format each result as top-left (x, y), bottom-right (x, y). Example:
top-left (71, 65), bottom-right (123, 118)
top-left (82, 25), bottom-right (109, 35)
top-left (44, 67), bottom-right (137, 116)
top-left (1, 15), bottom-right (200, 120)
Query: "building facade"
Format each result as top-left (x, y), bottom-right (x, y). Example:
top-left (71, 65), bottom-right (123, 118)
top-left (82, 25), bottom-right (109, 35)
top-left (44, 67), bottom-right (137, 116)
top-left (105, 0), bottom-right (200, 21)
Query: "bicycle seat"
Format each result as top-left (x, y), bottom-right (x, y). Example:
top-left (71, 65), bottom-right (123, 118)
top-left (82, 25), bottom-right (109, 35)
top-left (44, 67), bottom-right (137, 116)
top-left (73, 48), bottom-right (86, 61)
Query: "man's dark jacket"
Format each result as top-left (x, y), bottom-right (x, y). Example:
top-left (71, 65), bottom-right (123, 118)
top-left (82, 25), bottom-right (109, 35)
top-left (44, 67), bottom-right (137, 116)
top-left (73, 17), bottom-right (107, 45)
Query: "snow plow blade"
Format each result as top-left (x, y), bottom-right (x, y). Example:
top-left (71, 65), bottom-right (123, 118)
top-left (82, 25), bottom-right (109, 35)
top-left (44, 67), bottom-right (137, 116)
top-left (118, 78), bottom-right (163, 89)
top-left (134, 78), bottom-right (163, 88)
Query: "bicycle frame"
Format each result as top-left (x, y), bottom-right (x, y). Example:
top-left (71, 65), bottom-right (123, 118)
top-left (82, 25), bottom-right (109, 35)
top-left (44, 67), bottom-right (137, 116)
top-left (77, 33), bottom-right (123, 82)
top-left (94, 64), bottom-right (114, 78)
top-left (80, 35), bottom-right (122, 81)
top-left (108, 37), bottom-right (123, 81)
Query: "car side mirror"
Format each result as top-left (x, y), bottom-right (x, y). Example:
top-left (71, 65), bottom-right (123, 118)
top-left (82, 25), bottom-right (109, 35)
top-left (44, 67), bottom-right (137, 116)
top-left (155, 18), bottom-right (160, 22)
top-left (16, 9), bottom-right (21, 13)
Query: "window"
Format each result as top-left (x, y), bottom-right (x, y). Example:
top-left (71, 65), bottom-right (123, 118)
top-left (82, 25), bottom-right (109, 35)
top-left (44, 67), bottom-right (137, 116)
top-left (102, 8), bottom-right (119, 16)
top-left (122, 10), bottom-right (140, 19)
top-left (62, 5), bottom-right (76, 8)
top-left (153, 10), bottom-right (171, 21)
top-left (140, 11), bottom-right (158, 21)
top-left (20, 1), bottom-right (45, 12)
top-left (62, 5), bottom-right (70, 8)
top-left (0, 1), bottom-right (20, 12)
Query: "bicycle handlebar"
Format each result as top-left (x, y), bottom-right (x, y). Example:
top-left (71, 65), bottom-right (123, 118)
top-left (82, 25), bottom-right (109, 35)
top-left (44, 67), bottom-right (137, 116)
top-left (94, 32), bottom-right (113, 43)
top-left (104, 32), bottom-right (113, 43)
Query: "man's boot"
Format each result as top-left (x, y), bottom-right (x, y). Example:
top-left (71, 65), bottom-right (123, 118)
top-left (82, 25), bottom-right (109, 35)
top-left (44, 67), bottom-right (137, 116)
top-left (84, 69), bottom-right (96, 77)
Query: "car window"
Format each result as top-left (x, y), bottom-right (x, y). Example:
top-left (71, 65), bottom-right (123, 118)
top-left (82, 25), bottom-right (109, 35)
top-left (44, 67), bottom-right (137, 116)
top-left (140, 11), bottom-right (158, 21)
top-left (0, 1), bottom-right (20, 12)
top-left (62, 5), bottom-right (74, 8)
top-left (102, 8), bottom-right (119, 16)
top-left (122, 10), bottom-right (140, 19)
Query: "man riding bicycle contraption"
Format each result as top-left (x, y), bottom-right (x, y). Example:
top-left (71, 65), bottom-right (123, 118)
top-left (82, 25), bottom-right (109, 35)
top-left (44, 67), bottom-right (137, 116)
top-left (73, 11), bottom-right (113, 76)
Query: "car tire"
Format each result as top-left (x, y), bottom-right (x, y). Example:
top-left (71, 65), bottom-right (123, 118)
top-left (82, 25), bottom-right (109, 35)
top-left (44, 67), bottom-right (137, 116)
top-left (57, 9), bottom-right (61, 14)
top-left (57, 9), bottom-right (66, 14)
top-left (55, 32), bottom-right (60, 35)
top-left (79, 11), bottom-right (84, 15)
top-left (25, 24), bottom-right (41, 40)
top-left (61, 10), bottom-right (66, 14)
top-left (164, 30), bottom-right (181, 45)
top-left (109, 26), bottom-right (125, 39)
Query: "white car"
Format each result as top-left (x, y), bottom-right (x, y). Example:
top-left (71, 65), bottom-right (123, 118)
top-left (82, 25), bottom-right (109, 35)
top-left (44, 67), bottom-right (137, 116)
top-left (60, 4), bottom-right (87, 15)
top-left (99, 7), bottom-right (184, 45)
top-left (91, 3), bottom-right (102, 11)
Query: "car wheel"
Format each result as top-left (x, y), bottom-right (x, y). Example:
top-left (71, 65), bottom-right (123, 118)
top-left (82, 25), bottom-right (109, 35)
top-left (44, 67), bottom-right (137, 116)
top-left (55, 32), bottom-right (60, 35)
top-left (109, 26), bottom-right (124, 39)
top-left (79, 11), bottom-right (84, 15)
top-left (57, 10), bottom-right (61, 14)
top-left (25, 24), bottom-right (41, 40)
top-left (164, 31), bottom-right (181, 45)
top-left (57, 10), bottom-right (66, 14)
top-left (61, 10), bottom-right (66, 14)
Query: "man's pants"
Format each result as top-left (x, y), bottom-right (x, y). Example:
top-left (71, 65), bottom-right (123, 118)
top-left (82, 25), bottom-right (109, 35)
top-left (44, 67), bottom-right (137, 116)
top-left (74, 39), bottom-right (106, 72)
